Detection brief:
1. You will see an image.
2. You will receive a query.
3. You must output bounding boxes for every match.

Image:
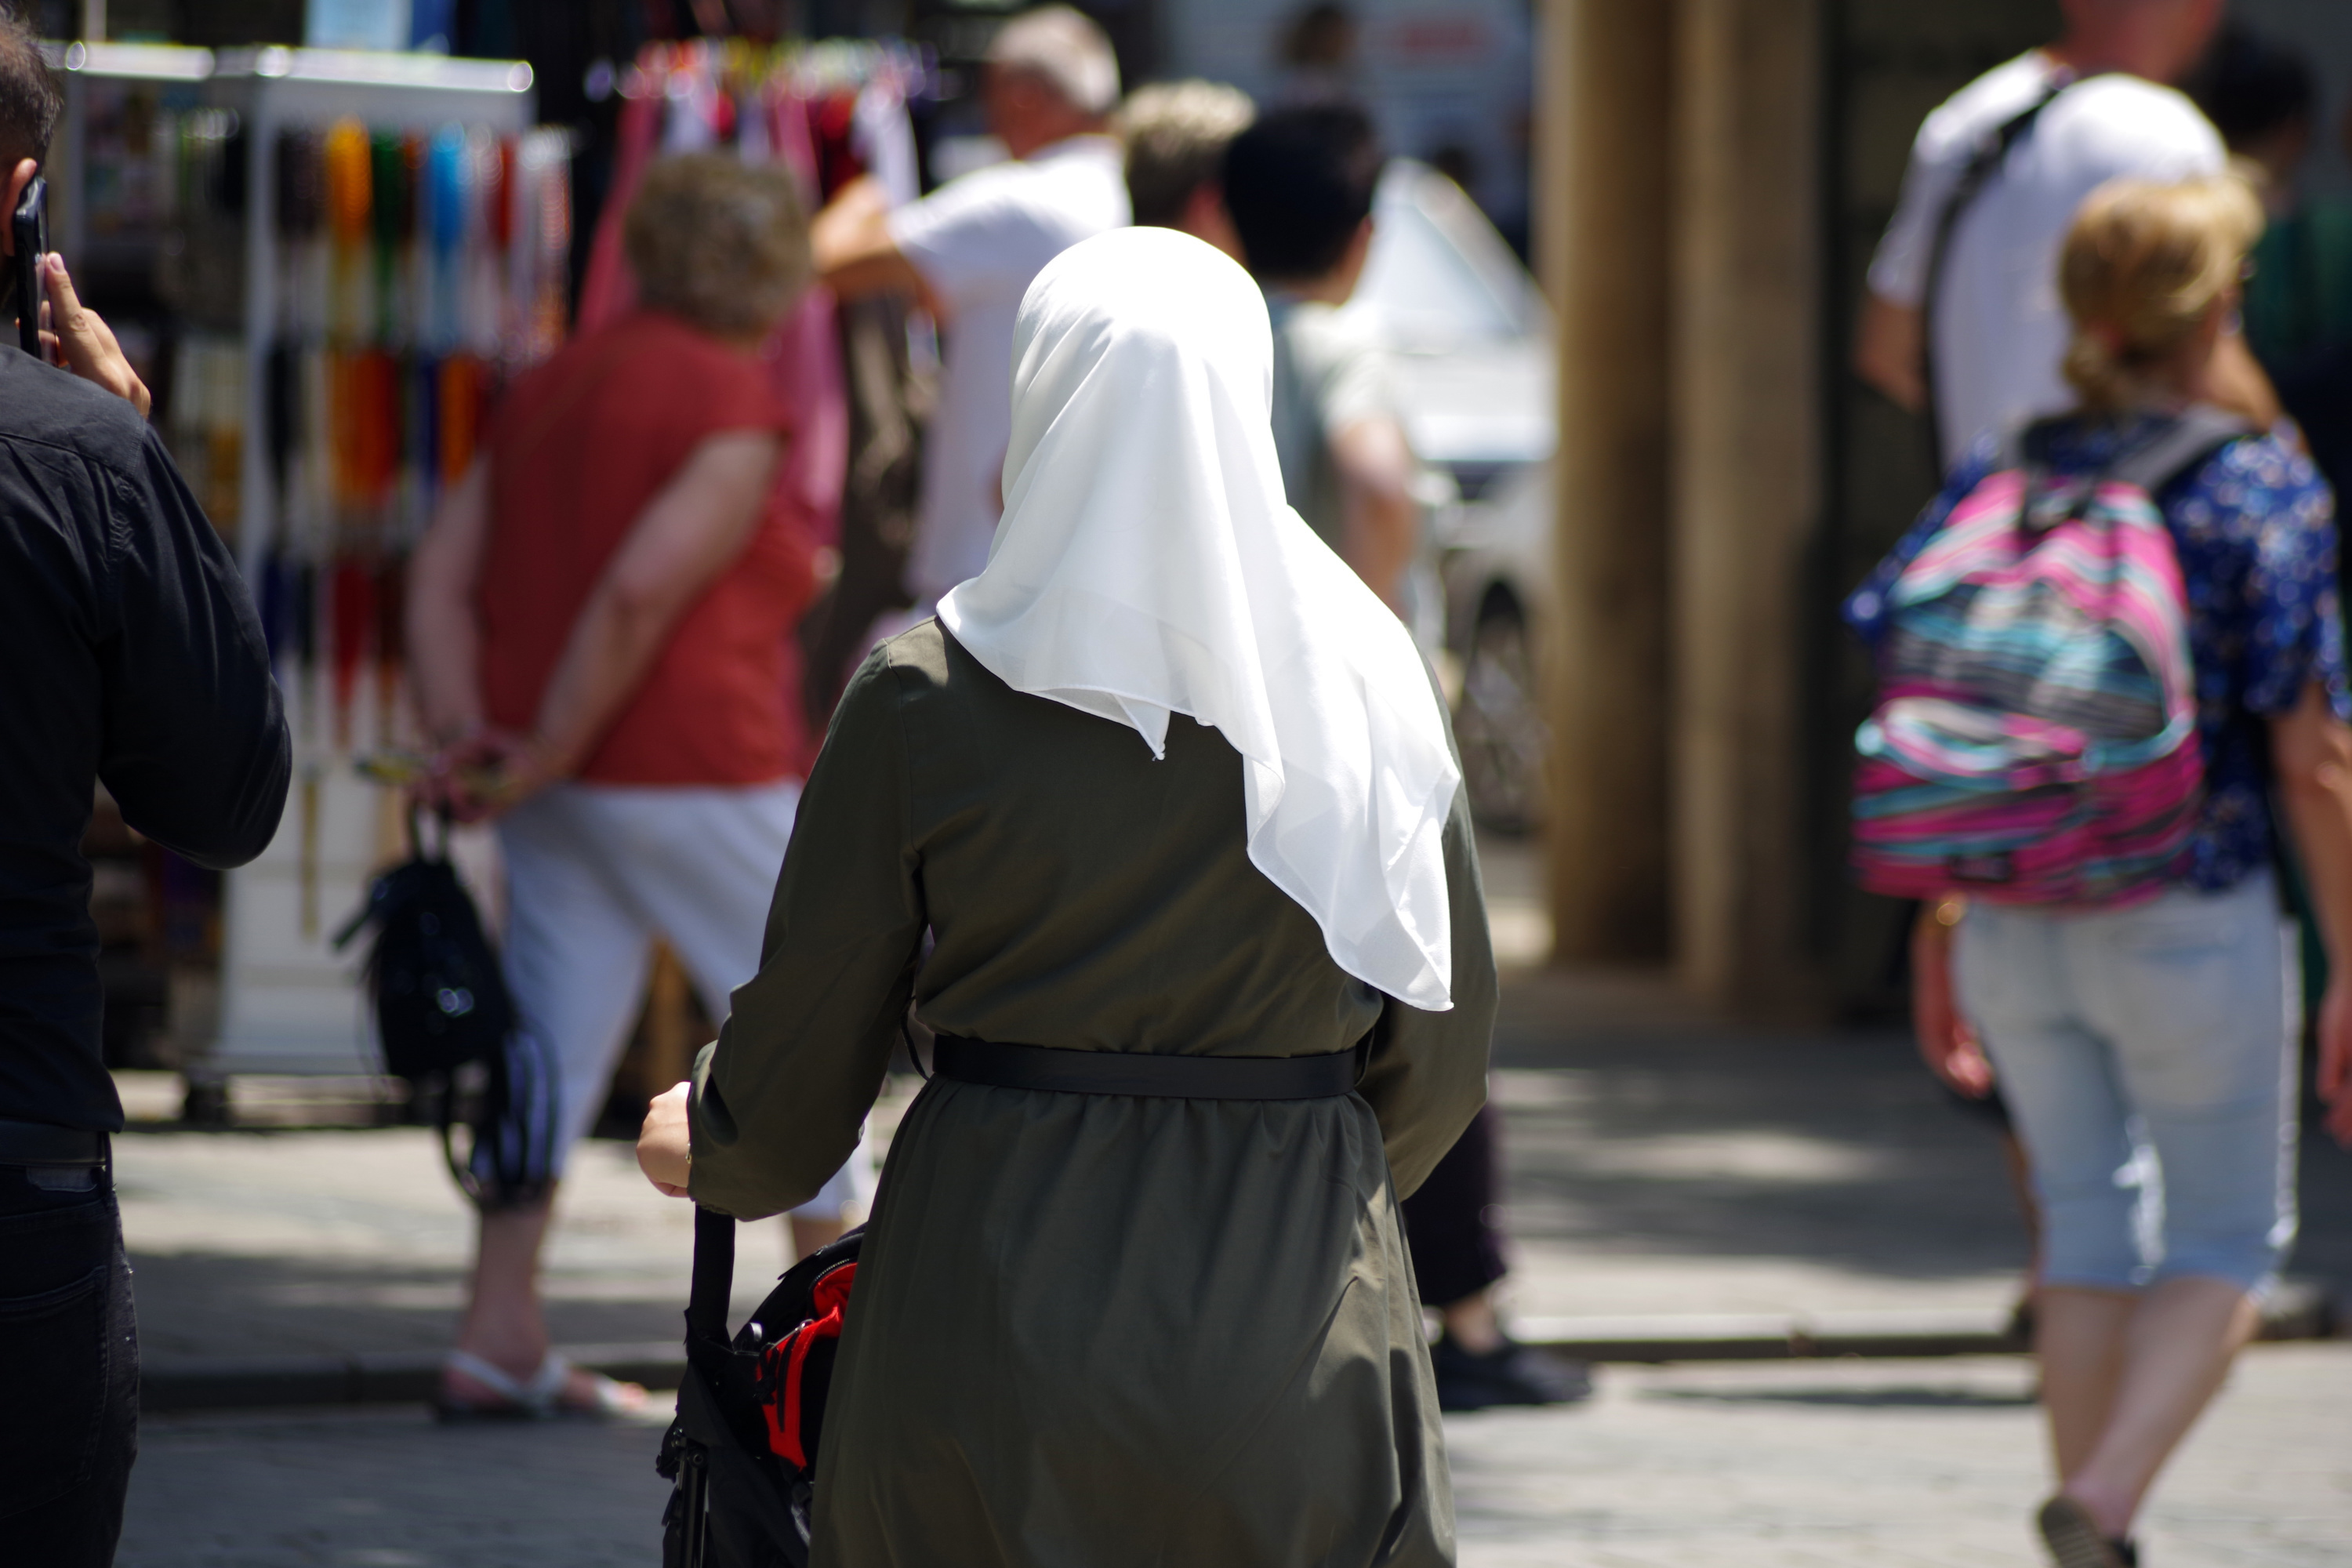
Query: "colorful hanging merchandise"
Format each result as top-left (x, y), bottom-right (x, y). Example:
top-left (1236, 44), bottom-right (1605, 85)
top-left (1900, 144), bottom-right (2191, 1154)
top-left (578, 38), bottom-right (935, 765)
top-left (158, 111), bottom-right (250, 546)
top-left (260, 117), bottom-right (571, 921)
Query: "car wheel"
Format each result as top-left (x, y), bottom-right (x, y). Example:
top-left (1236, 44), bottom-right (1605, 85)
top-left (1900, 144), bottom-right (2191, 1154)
top-left (1455, 602), bottom-right (1548, 835)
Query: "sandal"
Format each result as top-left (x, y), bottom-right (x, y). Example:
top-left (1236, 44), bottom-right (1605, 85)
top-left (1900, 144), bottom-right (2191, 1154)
top-left (435, 1348), bottom-right (645, 1423)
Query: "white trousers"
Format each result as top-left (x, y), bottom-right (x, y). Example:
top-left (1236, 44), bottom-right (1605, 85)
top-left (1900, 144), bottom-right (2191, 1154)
top-left (495, 780), bottom-right (874, 1220)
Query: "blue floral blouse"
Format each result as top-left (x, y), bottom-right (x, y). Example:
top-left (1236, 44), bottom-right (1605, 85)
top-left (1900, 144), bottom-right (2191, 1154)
top-left (1845, 413), bottom-right (2350, 894)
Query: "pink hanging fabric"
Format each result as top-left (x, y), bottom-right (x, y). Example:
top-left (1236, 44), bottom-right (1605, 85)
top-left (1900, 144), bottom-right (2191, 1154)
top-left (575, 88), bottom-right (662, 332)
top-left (760, 84), bottom-right (847, 558)
top-left (762, 290), bottom-right (848, 556)
top-left (768, 85), bottom-right (822, 207)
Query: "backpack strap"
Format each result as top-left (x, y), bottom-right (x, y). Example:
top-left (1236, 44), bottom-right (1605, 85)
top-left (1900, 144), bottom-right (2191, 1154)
top-left (1998, 414), bottom-right (2068, 522)
top-left (1920, 70), bottom-right (2084, 463)
top-left (2013, 408), bottom-right (2255, 532)
top-left (2107, 406), bottom-right (2255, 498)
top-left (2002, 408), bottom-right (2252, 532)
top-left (1996, 414), bottom-right (2063, 474)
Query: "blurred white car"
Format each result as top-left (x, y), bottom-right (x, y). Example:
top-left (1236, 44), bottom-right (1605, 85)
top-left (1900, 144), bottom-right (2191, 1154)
top-left (1344, 162), bottom-right (1555, 832)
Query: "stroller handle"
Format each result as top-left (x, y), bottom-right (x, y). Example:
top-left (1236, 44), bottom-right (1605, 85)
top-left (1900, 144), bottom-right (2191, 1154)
top-left (688, 1204), bottom-right (736, 1345)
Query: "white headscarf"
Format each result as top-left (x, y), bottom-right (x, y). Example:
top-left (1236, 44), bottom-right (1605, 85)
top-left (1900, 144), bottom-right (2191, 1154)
top-left (938, 227), bottom-right (1461, 1010)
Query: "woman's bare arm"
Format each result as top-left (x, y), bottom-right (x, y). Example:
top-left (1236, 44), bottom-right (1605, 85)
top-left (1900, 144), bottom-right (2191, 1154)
top-left (1330, 415), bottom-right (1417, 615)
top-left (2270, 680), bottom-right (2352, 1145)
top-left (521, 430), bottom-right (782, 783)
top-left (1853, 292), bottom-right (1926, 413)
top-left (405, 458), bottom-right (492, 745)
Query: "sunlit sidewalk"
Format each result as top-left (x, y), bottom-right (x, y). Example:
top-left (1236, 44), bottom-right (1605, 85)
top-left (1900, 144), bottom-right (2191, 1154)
top-left (111, 833), bottom-right (2352, 1375)
top-left (116, 1346), bottom-right (2352, 1567)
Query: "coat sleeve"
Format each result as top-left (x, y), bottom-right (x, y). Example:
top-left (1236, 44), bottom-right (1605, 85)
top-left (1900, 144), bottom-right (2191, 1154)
top-left (688, 646), bottom-right (927, 1218)
top-left (97, 426), bottom-right (290, 869)
top-left (1356, 775), bottom-right (1497, 1200)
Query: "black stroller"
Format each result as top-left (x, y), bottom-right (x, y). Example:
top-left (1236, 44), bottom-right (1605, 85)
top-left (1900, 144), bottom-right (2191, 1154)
top-left (658, 1206), bottom-right (863, 1567)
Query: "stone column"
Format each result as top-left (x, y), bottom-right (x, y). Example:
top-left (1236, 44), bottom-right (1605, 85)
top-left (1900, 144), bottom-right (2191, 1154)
top-left (1537, 0), bottom-right (1675, 962)
top-left (1669, 0), bottom-right (1824, 1004)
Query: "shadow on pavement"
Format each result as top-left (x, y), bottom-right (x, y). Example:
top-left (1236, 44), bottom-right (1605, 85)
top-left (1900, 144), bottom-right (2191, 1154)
top-left (127, 1249), bottom-right (686, 1363)
top-left (1490, 967), bottom-right (2352, 1303)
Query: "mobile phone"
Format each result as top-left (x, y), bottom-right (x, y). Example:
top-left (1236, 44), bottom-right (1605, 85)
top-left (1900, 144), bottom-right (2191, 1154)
top-left (12, 175), bottom-right (46, 362)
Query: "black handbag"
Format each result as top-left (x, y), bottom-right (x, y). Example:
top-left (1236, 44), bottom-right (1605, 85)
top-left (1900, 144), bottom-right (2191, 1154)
top-left (658, 1206), bottom-right (865, 1568)
top-left (334, 808), bottom-right (558, 1210)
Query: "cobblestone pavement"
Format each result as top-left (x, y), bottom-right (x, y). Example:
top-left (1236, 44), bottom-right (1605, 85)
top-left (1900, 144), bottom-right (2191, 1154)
top-left (107, 833), bottom-right (2352, 1559)
top-left (118, 1347), bottom-right (2352, 1566)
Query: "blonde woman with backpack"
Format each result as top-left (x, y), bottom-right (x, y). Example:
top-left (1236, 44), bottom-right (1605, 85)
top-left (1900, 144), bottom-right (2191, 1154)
top-left (1848, 175), bottom-right (2352, 1567)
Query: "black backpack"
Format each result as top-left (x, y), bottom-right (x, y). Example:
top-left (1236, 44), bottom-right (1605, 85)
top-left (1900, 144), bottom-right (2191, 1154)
top-left (659, 1207), bottom-right (865, 1567)
top-left (335, 809), bottom-right (558, 1210)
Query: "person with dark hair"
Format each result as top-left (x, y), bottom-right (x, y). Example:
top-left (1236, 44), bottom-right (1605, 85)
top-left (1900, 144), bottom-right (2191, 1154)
top-left (1225, 101), bottom-right (1584, 1414)
top-left (1222, 103), bottom-right (1414, 606)
top-left (2182, 23), bottom-right (2352, 534)
top-left (2183, 20), bottom-right (2316, 191)
top-left (0, 12), bottom-right (290, 1563)
top-left (2184, 21), bottom-right (2321, 362)
top-left (0, 17), bottom-right (141, 413)
top-left (1276, 2), bottom-right (1362, 104)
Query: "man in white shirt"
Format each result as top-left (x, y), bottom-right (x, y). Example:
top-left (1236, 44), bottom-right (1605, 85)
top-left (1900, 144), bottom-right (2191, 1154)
top-left (1855, 0), bottom-right (2249, 464)
top-left (812, 5), bottom-right (1129, 607)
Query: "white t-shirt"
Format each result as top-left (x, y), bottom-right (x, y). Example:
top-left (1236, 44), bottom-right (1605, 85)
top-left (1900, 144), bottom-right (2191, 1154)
top-left (1868, 53), bottom-right (2223, 465)
top-left (887, 135), bottom-right (1130, 601)
top-left (1265, 293), bottom-right (1399, 554)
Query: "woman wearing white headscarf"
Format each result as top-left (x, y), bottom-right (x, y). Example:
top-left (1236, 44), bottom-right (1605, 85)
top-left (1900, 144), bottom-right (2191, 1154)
top-left (642, 227), bottom-right (1495, 1566)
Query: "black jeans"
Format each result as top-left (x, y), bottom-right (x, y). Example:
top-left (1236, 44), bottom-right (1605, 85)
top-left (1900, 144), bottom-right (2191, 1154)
top-left (1400, 1103), bottom-right (1510, 1309)
top-left (0, 1160), bottom-right (137, 1566)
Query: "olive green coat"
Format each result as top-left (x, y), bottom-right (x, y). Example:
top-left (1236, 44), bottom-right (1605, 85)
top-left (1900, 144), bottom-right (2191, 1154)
top-left (689, 622), bottom-right (1497, 1568)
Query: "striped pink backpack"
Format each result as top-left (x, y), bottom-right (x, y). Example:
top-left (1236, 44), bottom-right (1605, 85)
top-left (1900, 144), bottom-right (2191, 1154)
top-left (1850, 412), bottom-right (2245, 907)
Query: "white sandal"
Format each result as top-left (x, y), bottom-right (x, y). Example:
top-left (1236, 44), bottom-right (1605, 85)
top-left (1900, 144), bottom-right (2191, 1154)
top-left (437, 1348), bottom-right (643, 1422)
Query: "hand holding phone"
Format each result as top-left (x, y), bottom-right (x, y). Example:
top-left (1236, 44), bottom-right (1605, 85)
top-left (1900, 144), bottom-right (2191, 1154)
top-left (35, 255), bottom-right (152, 416)
top-left (8, 171), bottom-right (153, 413)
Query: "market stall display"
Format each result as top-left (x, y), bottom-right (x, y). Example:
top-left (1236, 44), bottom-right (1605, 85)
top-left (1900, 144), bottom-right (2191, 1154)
top-left (46, 43), bottom-right (561, 1107)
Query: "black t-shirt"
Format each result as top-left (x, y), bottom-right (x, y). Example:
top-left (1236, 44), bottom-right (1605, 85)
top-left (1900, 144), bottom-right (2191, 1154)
top-left (0, 346), bottom-right (289, 1131)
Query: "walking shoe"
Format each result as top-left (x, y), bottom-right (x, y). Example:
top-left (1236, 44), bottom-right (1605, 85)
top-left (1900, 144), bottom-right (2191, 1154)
top-left (2036, 1495), bottom-right (2138, 1568)
top-left (1429, 1334), bottom-right (1593, 1412)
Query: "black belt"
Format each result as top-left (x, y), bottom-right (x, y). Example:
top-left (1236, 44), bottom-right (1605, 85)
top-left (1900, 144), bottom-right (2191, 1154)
top-left (931, 1036), bottom-right (1365, 1101)
top-left (0, 1118), bottom-right (108, 1166)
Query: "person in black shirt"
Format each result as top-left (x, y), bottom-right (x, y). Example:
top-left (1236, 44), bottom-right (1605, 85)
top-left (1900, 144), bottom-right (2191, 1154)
top-left (0, 19), bottom-right (289, 1563)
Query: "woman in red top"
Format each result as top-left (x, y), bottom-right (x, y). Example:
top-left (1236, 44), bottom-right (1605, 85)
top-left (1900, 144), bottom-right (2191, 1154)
top-left (406, 154), bottom-right (846, 1417)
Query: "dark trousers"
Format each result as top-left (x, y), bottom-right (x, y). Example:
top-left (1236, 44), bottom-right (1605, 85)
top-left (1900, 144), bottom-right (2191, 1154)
top-left (1400, 1103), bottom-right (1510, 1308)
top-left (0, 1161), bottom-right (137, 1566)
